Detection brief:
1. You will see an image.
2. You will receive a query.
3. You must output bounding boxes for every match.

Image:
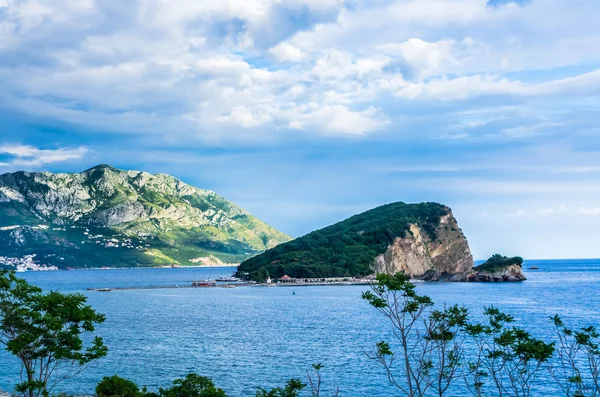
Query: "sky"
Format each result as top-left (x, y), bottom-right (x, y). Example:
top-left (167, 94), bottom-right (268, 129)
top-left (1, 0), bottom-right (600, 260)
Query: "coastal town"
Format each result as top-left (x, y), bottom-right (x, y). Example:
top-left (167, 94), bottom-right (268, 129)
top-left (0, 254), bottom-right (59, 272)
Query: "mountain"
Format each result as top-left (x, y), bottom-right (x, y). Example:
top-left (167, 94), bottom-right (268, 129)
top-left (0, 165), bottom-right (290, 269)
top-left (238, 202), bottom-right (474, 281)
top-left (238, 202), bottom-right (473, 280)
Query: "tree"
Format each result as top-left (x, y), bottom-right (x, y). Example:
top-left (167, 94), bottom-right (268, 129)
top-left (362, 272), bottom-right (442, 397)
top-left (255, 379), bottom-right (306, 397)
top-left (547, 315), bottom-right (600, 397)
top-left (306, 364), bottom-right (339, 397)
top-left (96, 375), bottom-right (140, 397)
top-left (426, 305), bottom-right (469, 397)
top-left (0, 270), bottom-right (108, 397)
top-left (464, 307), bottom-right (555, 397)
top-left (159, 374), bottom-right (227, 397)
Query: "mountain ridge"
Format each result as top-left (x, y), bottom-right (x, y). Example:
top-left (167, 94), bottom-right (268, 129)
top-left (0, 165), bottom-right (290, 269)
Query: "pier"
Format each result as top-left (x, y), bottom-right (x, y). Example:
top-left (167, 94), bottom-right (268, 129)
top-left (87, 279), bottom-right (373, 292)
top-left (87, 285), bottom-right (198, 292)
top-left (86, 281), bottom-right (257, 291)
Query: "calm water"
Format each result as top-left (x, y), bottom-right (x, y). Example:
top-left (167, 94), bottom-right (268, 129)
top-left (1, 260), bottom-right (599, 396)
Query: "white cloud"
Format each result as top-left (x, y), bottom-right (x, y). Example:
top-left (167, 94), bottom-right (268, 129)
top-left (578, 207), bottom-right (600, 216)
top-left (218, 106), bottom-right (272, 128)
top-left (299, 105), bottom-right (388, 135)
top-left (269, 43), bottom-right (308, 62)
top-left (375, 69), bottom-right (600, 101)
top-left (0, 144), bottom-right (88, 166)
top-left (502, 122), bottom-right (567, 138)
top-left (0, 0), bottom-right (599, 141)
top-left (377, 37), bottom-right (478, 81)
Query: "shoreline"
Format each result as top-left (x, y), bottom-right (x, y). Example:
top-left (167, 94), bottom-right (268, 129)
top-left (87, 280), bottom-right (375, 292)
top-left (4, 265), bottom-right (239, 272)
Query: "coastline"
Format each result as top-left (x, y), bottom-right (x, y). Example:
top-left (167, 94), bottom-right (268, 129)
top-left (87, 278), bottom-right (376, 292)
top-left (5, 264), bottom-right (239, 272)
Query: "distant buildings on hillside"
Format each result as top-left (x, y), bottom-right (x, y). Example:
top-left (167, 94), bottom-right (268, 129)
top-left (0, 254), bottom-right (59, 272)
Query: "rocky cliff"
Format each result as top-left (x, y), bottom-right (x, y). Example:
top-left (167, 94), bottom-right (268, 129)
top-left (0, 165), bottom-right (290, 269)
top-left (372, 212), bottom-right (474, 279)
top-left (238, 202), bottom-right (475, 281)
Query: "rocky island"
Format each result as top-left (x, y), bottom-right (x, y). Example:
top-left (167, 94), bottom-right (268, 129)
top-left (238, 202), bottom-right (525, 283)
top-left (449, 254), bottom-right (526, 282)
top-left (0, 165), bottom-right (290, 270)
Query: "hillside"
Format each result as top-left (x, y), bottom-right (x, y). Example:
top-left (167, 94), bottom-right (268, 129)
top-left (0, 165), bottom-right (290, 269)
top-left (237, 202), bottom-right (474, 281)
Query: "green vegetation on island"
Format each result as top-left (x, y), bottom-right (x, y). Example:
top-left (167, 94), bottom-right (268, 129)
top-left (474, 254), bottom-right (524, 273)
top-left (0, 271), bottom-right (107, 397)
top-left (238, 202), bottom-right (450, 281)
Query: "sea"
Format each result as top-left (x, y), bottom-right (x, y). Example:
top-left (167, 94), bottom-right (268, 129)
top-left (1, 259), bottom-right (599, 396)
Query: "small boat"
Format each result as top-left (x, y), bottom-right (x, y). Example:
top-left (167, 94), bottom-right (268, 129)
top-left (95, 288), bottom-right (112, 292)
top-left (215, 276), bottom-right (241, 282)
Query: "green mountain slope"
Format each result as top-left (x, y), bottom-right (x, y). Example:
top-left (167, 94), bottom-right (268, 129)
top-left (0, 165), bottom-right (290, 269)
top-left (238, 202), bottom-right (454, 280)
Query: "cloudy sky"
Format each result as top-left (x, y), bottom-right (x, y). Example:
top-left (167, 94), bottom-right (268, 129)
top-left (1, 0), bottom-right (600, 259)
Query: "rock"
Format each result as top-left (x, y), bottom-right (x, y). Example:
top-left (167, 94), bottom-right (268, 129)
top-left (449, 264), bottom-right (526, 282)
top-left (529, 266), bottom-right (539, 270)
top-left (372, 211), bottom-right (474, 279)
top-left (420, 268), bottom-right (440, 281)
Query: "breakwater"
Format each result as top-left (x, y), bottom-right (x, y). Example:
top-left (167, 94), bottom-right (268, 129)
top-left (87, 280), bottom-right (373, 291)
top-left (86, 284), bottom-right (250, 292)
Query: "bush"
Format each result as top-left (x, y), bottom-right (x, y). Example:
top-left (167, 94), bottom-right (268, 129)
top-left (474, 254), bottom-right (524, 272)
top-left (96, 375), bottom-right (140, 397)
top-left (159, 374), bottom-right (227, 397)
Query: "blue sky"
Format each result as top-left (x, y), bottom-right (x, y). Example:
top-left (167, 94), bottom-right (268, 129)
top-left (1, 0), bottom-right (600, 259)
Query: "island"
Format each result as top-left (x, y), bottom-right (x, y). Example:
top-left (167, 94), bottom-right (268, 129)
top-left (449, 254), bottom-right (526, 282)
top-left (238, 202), bottom-right (526, 283)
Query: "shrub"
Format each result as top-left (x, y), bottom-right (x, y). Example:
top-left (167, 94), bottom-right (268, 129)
top-left (96, 375), bottom-right (140, 397)
top-left (159, 374), bottom-right (227, 397)
top-left (474, 254), bottom-right (524, 272)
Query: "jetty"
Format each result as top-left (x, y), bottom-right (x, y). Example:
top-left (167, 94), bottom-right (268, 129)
top-left (86, 281), bottom-right (252, 292)
top-left (87, 276), bottom-right (374, 292)
top-left (87, 285), bottom-right (197, 292)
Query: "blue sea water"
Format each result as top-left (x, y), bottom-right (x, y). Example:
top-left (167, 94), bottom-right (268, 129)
top-left (1, 259), bottom-right (599, 396)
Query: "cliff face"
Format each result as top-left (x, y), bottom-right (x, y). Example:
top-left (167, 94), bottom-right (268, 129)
top-left (372, 212), bottom-right (474, 279)
top-left (239, 201), bottom-right (477, 281)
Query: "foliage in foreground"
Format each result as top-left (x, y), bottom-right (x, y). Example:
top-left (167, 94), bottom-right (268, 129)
top-left (95, 374), bottom-right (305, 397)
top-left (0, 270), bottom-right (107, 397)
top-left (2, 270), bottom-right (600, 397)
top-left (96, 373), bottom-right (227, 397)
top-left (362, 272), bottom-right (599, 397)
